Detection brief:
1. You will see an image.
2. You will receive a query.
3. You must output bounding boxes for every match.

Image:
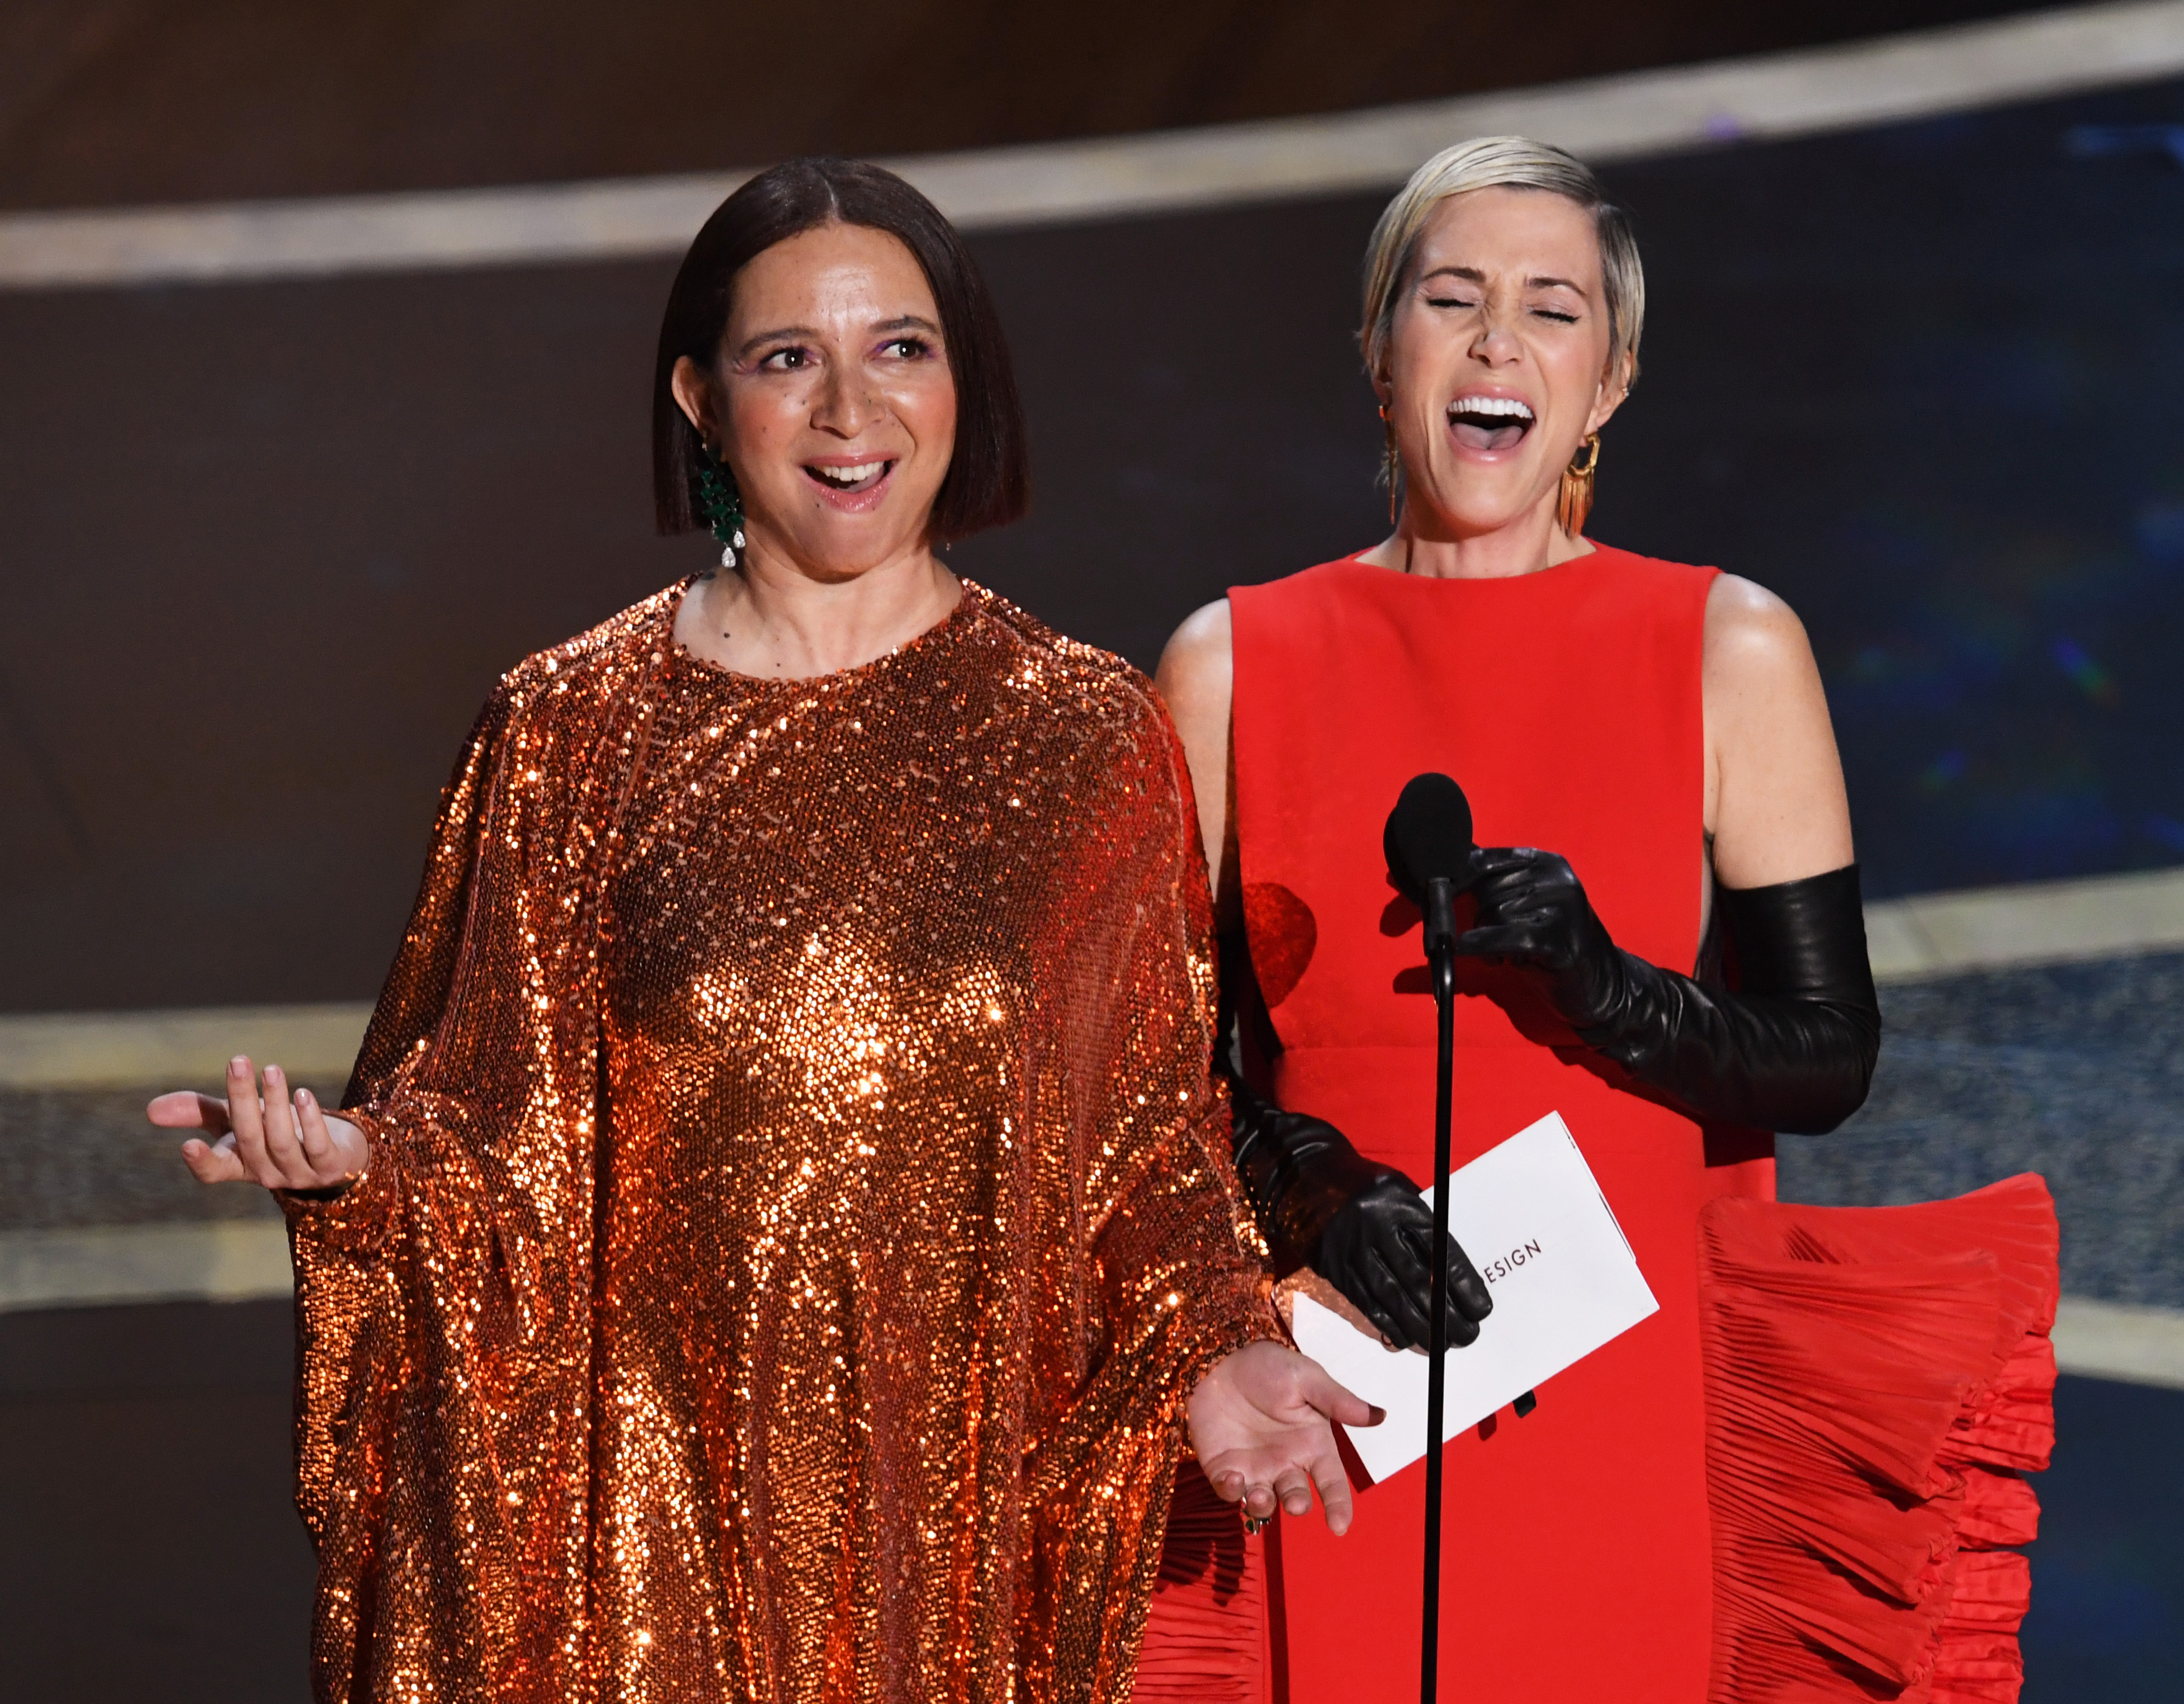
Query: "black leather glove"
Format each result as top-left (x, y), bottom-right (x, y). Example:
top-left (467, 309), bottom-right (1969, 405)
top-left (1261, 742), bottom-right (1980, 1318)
top-left (1457, 850), bottom-right (1881, 1134)
top-left (1228, 1072), bottom-right (1492, 1352)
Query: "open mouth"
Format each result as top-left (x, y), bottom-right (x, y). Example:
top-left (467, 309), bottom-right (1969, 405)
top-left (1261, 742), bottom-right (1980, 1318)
top-left (1446, 395), bottom-right (1534, 452)
top-left (804, 458), bottom-right (895, 495)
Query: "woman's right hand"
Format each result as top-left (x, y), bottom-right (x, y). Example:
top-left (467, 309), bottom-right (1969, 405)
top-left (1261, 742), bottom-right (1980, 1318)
top-left (150, 1055), bottom-right (370, 1194)
top-left (1315, 1165), bottom-right (1492, 1353)
top-left (1230, 1078), bottom-right (1491, 1353)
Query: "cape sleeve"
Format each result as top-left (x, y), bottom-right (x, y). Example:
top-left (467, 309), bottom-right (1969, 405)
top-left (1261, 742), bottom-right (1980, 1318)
top-left (281, 619), bottom-right (666, 1702)
top-left (1016, 682), bottom-right (1280, 1704)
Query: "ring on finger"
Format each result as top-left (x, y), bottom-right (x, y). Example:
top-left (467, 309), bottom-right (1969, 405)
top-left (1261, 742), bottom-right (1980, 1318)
top-left (1242, 1512), bottom-right (1271, 1537)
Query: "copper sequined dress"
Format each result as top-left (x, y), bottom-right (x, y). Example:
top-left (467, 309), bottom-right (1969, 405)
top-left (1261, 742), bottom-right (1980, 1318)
top-left (286, 580), bottom-right (1277, 1704)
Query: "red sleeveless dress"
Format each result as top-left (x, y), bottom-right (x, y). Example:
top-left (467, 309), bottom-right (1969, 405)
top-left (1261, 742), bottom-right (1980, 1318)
top-left (1206, 547), bottom-right (2055, 1704)
top-left (1229, 546), bottom-right (1754, 1702)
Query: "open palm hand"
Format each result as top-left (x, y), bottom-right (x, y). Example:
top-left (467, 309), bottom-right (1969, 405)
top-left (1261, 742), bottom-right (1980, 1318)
top-left (1186, 1340), bottom-right (1381, 1535)
top-left (150, 1055), bottom-right (370, 1194)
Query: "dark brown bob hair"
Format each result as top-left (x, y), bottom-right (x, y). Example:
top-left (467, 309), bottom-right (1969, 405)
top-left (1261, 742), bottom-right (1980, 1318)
top-left (651, 158), bottom-right (1030, 542)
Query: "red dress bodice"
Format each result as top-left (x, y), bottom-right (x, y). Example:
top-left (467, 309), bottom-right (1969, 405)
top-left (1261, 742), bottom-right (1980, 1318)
top-left (1228, 546), bottom-right (1771, 1702)
top-left (1197, 546), bottom-right (2054, 1704)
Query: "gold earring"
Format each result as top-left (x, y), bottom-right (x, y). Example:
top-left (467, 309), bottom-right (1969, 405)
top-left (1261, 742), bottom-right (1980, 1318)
top-left (1557, 433), bottom-right (1601, 537)
top-left (1378, 402), bottom-right (1400, 525)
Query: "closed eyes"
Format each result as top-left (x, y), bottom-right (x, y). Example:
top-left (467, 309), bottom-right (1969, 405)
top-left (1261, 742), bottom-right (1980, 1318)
top-left (1422, 295), bottom-right (1581, 324)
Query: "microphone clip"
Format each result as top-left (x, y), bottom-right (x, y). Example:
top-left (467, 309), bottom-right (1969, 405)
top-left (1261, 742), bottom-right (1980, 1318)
top-left (1424, 874), bottom-right (1459, 1004)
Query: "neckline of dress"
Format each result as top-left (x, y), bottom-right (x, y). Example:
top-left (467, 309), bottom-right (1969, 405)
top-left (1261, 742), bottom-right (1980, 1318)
top-left (665, 575), bottom-right (985, 692)
top-left (1337, 540), bottom-right (1614, 588)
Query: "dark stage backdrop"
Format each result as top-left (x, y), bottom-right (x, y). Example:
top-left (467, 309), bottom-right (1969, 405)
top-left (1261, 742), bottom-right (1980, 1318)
top-left (0, 0), bottom-right (2074, 210)
top-left (3, 72), bottom-right (2183, 1011)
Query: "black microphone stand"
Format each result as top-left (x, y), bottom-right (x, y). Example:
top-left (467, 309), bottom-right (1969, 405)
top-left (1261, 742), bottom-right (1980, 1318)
top-left (1420, 873), bottom-right (1459, 1704)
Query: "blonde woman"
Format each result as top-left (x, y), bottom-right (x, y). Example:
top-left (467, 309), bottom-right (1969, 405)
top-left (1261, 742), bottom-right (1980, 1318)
top-left (1155, 139), bottom-right (2054, 1703)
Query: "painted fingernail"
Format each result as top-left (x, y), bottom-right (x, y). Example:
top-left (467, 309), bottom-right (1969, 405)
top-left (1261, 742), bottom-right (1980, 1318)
top-left (1368, 1405), bottom-right (1388, 1424)
top-left (229, 1055), bottom-right (248, 1074)
top-left (296, 1087), bottom-right (315, 1109)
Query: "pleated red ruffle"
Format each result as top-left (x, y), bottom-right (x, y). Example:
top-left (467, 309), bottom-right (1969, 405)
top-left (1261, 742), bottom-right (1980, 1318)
top-left (1131, 1461), bottom-right (1267, 1702)
top-left (1700, 1176), bottom-right (2059, 1704)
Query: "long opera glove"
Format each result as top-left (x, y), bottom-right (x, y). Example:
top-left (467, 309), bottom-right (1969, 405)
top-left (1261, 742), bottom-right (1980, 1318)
top-left (1455, 854), bottom-right (1881, 1135)
top-left (1225, 1034), bottom-right (1492, 1353)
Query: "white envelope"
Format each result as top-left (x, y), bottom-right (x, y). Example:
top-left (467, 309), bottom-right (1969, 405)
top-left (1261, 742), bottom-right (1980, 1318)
top-left (1287, 1110), bottom-right (1658, 1486)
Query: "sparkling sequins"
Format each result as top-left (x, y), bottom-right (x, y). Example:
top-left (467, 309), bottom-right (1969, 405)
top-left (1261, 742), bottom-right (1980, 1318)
top-left (287, 582), bottom-right (1274, 1702)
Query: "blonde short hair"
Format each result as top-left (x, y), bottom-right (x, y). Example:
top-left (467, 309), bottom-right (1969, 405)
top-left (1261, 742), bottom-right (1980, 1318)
top-left (1360, 136), bottom-right (1644, 390)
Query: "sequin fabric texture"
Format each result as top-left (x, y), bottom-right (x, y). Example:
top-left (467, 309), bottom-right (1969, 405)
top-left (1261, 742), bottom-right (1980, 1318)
top-left (289, 581), bottom-right (1275, 1703)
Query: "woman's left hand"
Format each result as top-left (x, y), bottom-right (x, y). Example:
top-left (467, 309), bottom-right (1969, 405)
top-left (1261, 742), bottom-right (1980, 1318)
top-left (1186, 1341), bottom-right (1381, 1535)
top-left (1456, 845), bottom-right (1630, 1029)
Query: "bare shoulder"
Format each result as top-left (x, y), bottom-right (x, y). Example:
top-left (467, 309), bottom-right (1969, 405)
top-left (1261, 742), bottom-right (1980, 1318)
top-left (1151, 598), bottom-right (1235, 883)
top-left (1700, 575), bottom-right (1852, 877)
top-left (1704, 571), bottom-right (1819, 687)
top-left (1154, 598), bottom-right (1235, 712)
top-left (1157, 598), bottom-right (1234, 681)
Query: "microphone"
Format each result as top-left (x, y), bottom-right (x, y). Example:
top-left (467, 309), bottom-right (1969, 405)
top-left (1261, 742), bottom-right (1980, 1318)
top-left (1383, 773), bottom-right (1478, 965)
top-left (1384, 770), bottom-right (1480, 1704)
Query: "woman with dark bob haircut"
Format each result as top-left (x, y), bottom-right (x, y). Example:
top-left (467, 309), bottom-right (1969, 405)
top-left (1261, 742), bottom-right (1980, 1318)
top-left (152, 158), bottom-right (1372, 1703)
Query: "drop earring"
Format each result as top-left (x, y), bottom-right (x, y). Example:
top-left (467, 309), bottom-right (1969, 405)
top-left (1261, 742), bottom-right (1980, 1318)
top-left (1557, 433), bottom-right (1601, 538)
top-left (1378, 401), bottom-right (1401, 526)
top-left (695, 444), bottom-right (747, 569)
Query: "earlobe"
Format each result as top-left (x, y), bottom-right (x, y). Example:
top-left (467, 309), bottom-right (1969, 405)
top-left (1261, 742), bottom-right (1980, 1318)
top-left (669, 354), bottom-right (716, 437)
top-left (1585, 363), bottom-right (1631, 435)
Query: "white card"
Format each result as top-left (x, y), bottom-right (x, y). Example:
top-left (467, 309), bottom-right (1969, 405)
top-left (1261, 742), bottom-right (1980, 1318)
top-left (1287, 1110), bottom-right (1658, 1485)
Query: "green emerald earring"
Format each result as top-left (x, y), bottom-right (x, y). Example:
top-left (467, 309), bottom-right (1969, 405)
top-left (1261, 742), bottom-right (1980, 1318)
top-left (695, 446), bottom-right (746, 569)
